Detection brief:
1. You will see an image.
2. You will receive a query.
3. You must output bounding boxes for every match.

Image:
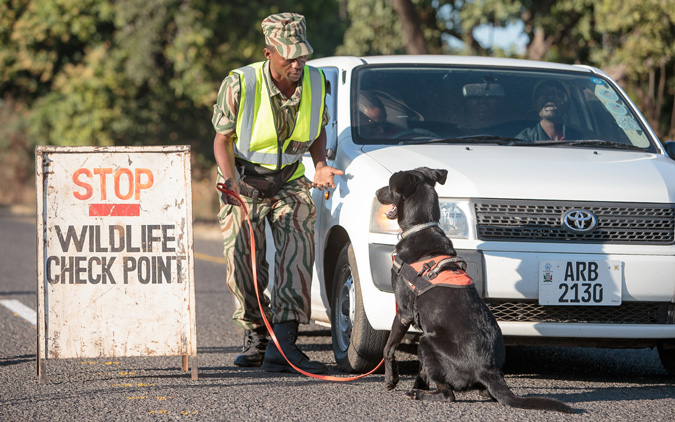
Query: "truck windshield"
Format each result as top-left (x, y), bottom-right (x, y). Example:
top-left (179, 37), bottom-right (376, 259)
top-left (351, 65), bottom-right (656, 152)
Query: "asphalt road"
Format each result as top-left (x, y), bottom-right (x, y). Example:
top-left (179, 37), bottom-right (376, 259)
top-left (1, 206), bottom-right (674, 421)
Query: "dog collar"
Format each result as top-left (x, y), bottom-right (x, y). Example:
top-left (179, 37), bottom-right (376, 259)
top-left (398, 222), bottom-right (440, 240)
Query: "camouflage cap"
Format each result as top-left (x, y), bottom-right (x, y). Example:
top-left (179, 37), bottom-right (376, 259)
top-left (262, 13), bottom-right (313, 60)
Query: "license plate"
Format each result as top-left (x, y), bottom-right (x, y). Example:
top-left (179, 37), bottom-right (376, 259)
top-left (539, 260), bottom-right (622, 306)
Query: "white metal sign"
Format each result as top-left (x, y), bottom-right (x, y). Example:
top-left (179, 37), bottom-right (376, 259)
top-left (35, 146), bottom-right (197, 381)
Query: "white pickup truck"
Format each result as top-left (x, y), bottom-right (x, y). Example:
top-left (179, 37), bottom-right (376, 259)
top-left (295, 55), bottom-right (675, 374)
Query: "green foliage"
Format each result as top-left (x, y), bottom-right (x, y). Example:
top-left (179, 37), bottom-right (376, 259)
top-left (593, 0), bottom-right (675, 73)
top-left (0, 97), bottom-right (35, 205)
top-left (592, 0), bottom-right (675, 137)
top-left (337, 0), bottom-right (405, 55)
top-left (1, 0), bottom-right (674, 182)
top-left (0, 0), bottom-right (346, 166)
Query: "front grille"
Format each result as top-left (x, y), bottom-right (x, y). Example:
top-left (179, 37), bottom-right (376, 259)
top-left (474, 199), bottom-right (675, 244)
top-left (485, 299), bottom-right (672, 324)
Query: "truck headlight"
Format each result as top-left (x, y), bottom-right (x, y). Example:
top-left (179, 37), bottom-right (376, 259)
top-left (370, 199), bottom-right (400, 234)
top-left (439, 200), bottom-right (470, 239)
top-left (370, 198), bottom-right (472, 239)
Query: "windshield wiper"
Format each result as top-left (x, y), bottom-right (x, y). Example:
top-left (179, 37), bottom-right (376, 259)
top-left (543, 139), bottom-right (648, 150)
top-left (503, 139), bottom-right (648, 150)
top-left (403, 135), bottom-right (526, 145)
top-left (402, 136), bottom-right (649, 150)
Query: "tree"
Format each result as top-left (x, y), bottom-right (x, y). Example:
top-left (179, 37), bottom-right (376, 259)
top-left (0, 0), bottom-right (347, 209)
top-left (392, 0), bottom-right (428, 54)
top-left (337, 0), bottom-right (407, 55)
top-left (592, 0), bottom-right (675, 138)
top-left (0, 0), bottom-right (347, 159)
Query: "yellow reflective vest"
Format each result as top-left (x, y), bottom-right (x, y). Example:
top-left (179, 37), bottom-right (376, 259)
top-left (231, 61), bottom-right (326, 178)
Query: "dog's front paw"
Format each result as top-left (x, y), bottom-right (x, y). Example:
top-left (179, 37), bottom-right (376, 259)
top-left (384, 361), bottom-right (400, 390)
top-left (383, 372), bottom-right (399, 390)
top-left (405, 389), bottom-right (423, 400)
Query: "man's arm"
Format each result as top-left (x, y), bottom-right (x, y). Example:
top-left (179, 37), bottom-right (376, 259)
top-left (309, 127), bottom-right (343, 190)
top-left (213, 132), bottom-right (240, 195)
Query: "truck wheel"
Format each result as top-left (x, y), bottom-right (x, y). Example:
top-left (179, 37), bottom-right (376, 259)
top-left (657, 344), bottom-right (675, 375)
top-left (331, 242), bottom-right (388, 373)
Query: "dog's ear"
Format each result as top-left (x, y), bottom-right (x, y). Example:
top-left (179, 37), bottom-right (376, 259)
top-left (415, 167), bottom-right (448, 186)
top-left (434, 169), bottom-right (448, 185)
top-left (390, 171), bottom-right (422, 198)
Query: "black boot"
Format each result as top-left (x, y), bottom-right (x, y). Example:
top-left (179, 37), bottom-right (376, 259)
top-left (262, 321), bottom-right (328, 374)
top-left (233, 327), bottom-right (269, 367)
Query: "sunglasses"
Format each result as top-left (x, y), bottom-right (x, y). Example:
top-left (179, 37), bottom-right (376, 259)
top-left (536, 86), bottom-right (568, 103)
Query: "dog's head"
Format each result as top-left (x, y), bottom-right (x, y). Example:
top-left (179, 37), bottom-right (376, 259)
top-left (376, 167), bottom-right (448, 230)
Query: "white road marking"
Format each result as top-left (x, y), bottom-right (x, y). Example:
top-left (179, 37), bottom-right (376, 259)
top-left (0, 299), bottom-right (37, 326)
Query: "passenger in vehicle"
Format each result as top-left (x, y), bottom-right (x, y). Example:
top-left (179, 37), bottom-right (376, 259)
top-left (358, 90), bottom-right (403, 138)
top-left (459, 82), bottom-right (505, 132)
top-left (516, 80), bottom-right (584, 141)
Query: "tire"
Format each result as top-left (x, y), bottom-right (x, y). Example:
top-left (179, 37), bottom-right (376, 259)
top-left (657, 344), bottom-right (675, 376)
top-left (330, 242), bottom-right (388, 373)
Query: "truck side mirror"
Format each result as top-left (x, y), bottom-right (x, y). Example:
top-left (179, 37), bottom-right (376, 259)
top-left (664, 141), bottom-right (675, 160)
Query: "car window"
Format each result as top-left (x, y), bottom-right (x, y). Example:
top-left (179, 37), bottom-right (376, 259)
top-left (351, 65), bottom-right (656, 152)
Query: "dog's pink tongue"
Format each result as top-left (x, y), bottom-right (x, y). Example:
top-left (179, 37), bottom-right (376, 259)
top-left (385, 205), bottom-right (397, 219)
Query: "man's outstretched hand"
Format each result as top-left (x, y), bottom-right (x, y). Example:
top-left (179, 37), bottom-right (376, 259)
top-left (312, 163), bottom-right (344, 190)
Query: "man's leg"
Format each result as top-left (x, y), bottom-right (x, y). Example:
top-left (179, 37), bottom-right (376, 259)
top-left (218, 182), bottom-right (273, 366)
top-left (261, 177), bottom-right (327, 373)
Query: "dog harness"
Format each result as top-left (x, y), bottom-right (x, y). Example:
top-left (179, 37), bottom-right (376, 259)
top-left (392, 253), bottom-right (473, 296)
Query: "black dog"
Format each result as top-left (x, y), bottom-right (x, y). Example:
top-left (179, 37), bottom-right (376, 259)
top-left (376, 167), bottom-right (573, 413)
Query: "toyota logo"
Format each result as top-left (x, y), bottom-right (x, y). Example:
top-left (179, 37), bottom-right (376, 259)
top-left (562, 209), bottom-right (598, 233)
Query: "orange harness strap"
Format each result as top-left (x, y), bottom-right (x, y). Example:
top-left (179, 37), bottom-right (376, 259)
top-left (393, 254), bottom-right (473, 296)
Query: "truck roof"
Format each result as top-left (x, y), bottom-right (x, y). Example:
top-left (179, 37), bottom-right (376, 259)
top-left (308, 55), bottom-right (601, 75)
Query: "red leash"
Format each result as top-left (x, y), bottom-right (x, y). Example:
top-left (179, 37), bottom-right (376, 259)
top-left (216, 182), bottom-right (384, 381)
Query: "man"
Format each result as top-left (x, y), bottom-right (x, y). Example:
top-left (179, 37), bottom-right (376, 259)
top-left (516, 80), bottom-right (584, 141)
top-left (211, 12), bottom-right (342, 374)
top-left (357, 90), bottom-right (401, 138)
top-left (459, 82), bottom-right (505, 131)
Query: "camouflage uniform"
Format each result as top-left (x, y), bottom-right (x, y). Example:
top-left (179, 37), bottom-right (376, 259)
top-left (212, 14), bottom-right (328, 331)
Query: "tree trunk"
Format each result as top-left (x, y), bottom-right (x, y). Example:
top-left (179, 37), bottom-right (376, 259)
top-left (656, 63), bottom-right (666, 127)
top-left (526, 27), bottom-right (549, 61)
top-left (392, 0), bottom-right (428, 54)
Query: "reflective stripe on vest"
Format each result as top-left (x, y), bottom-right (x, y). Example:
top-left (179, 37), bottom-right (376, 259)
top-left (231, 62), bottom-right (325, 169)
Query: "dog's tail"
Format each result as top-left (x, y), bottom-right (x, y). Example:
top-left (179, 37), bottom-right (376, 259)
top-left (479, 369), bottom-right (574, 414)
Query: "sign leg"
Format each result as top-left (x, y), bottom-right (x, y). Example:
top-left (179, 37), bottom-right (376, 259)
top-left (191, 355), bottom-right (198, 381)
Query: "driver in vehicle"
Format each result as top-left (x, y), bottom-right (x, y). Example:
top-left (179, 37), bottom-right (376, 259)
top-left (516, 80), bottom-right (585, 141)
top-left (358, 90), bottom-right (403, 138)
